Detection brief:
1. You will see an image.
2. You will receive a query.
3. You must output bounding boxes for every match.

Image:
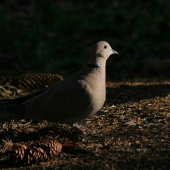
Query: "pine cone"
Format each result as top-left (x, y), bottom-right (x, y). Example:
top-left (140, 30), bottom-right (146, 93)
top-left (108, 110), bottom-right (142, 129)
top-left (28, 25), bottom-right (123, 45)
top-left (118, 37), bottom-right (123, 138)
top-left (10, 140), bottom-right (62, 165)
top-left (61, 139), bottom-right (89, 154)
top-left (7, 73), bottom-right (63, 90)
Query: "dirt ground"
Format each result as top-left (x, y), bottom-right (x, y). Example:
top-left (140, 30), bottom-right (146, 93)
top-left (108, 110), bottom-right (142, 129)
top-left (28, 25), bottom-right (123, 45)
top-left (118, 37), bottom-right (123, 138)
top-left (0, 81), bottom-right (170, 170)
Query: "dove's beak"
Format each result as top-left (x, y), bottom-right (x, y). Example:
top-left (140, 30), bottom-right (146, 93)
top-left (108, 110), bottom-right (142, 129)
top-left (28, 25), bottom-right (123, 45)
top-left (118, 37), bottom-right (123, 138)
top-left (111, 49), bottom-right (118, 55)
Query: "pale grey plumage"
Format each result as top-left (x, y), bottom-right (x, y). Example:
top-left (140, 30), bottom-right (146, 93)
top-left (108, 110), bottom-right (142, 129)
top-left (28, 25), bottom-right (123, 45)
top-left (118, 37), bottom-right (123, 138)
top-left (1, 41), bottom-right (118, 126)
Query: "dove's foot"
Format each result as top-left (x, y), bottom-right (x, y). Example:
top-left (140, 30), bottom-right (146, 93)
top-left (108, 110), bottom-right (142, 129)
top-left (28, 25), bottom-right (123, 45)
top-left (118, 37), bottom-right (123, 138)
top-left (72, 123), bottom-right (86, 134)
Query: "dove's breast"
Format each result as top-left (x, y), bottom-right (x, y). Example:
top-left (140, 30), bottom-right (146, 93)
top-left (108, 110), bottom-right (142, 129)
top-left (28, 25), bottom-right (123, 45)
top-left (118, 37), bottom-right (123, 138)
top-left (83, 67), bottom-right (106, 116)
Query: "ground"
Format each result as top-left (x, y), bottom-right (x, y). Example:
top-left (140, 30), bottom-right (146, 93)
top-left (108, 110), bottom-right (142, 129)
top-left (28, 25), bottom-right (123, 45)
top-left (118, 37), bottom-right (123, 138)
top-left (0, 81), bottom-right (170, 170)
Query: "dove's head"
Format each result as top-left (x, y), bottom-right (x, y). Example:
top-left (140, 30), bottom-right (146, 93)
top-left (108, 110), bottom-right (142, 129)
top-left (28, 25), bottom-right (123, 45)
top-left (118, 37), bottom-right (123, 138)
top-left (88, 41), bottom-right (118, 66)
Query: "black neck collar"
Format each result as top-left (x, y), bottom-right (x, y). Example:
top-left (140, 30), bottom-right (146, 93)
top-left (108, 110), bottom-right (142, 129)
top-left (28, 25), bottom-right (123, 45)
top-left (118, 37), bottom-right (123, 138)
top-left (87, 64), bottom-right (100, 68)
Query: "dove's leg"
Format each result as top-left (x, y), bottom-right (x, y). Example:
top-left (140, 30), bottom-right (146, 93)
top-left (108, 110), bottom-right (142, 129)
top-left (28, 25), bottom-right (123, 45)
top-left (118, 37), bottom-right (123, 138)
top-left (72, 123), bottom-right (86, 134)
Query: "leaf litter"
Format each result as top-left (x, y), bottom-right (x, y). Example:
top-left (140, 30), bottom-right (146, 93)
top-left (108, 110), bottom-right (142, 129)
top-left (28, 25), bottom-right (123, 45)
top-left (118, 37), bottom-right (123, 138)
top-left (0, 81), bottom-right (170, 169)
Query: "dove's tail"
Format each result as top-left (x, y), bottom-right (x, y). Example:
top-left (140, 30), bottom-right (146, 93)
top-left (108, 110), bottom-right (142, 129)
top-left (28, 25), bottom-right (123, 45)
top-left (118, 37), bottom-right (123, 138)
top-left (0, 87), bottom-right (47, 121)
top-left (0, 88), bottom-right (47, 121)
top-left (0, 101), bottom-right (26, 121)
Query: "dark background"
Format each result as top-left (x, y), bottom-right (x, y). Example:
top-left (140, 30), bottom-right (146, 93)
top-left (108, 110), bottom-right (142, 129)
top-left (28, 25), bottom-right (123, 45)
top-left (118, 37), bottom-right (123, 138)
top-left (0, 0), bottom-right (170, 80)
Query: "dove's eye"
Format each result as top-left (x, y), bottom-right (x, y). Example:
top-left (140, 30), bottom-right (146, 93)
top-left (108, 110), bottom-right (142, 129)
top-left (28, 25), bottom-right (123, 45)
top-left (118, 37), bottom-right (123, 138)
top-left (104, 45), bottom-right (107, 49)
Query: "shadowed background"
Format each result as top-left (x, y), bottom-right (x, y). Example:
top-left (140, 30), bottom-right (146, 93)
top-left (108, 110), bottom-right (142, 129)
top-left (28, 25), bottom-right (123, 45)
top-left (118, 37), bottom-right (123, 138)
top-left (0, 0), bottom-right (170, 80)
top-left (1, 1), bottom-right (170, 169)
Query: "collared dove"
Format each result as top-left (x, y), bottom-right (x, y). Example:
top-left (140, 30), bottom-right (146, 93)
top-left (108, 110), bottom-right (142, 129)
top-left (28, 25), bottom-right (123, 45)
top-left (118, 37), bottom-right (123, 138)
top-left (1, 41), bottom-right (118, 131)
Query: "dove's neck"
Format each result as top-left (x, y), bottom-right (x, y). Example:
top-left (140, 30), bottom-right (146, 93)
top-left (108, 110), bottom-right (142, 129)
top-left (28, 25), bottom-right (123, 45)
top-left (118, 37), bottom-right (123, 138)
top-left (86, 56), bottom-right (106, 85)
top-left (87, 64), bottom-right (100, 68)
top-left (87, 56), bottom-right (106, 68)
